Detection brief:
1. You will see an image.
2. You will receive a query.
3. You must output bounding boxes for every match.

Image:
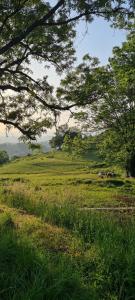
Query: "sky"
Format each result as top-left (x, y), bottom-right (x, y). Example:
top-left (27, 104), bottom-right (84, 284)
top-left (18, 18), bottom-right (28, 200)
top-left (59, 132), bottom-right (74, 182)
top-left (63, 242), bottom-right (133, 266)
top-left (0, 17), bottom-right (127, 143)
top-left (31, 17), bottom-right (127, 87)
top-left (75, 17), bottom-right (126, 65)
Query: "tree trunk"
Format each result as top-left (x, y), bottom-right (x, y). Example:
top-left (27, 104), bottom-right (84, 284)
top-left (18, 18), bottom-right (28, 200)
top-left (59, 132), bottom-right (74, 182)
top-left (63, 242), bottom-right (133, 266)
top-left (125, 153), bottom-right (135, 177)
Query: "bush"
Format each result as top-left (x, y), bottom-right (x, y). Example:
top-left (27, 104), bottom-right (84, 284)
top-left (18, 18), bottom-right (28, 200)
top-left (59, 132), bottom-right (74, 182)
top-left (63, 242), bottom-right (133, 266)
top-left (0, 150), bottom-right (9, 164)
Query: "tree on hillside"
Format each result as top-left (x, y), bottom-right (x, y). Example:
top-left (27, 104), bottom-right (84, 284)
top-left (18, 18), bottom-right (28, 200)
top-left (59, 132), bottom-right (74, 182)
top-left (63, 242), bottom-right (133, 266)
top-left (58, 31), bottom-right (135, 176)
top-left (49, 124), bottom-right (80, 150)
top-left (0, 150), bottom-right (9, 164)
top-left (0, 0), bottom-right (134, 140)
top-left (62, 133), bottom-right (90, 157)
top-left (28, 143), bottom-right (42, 155)
top-left (49, 124), bottom-right (68, 150)
top-left (91, 32), bottom-right (135, 176)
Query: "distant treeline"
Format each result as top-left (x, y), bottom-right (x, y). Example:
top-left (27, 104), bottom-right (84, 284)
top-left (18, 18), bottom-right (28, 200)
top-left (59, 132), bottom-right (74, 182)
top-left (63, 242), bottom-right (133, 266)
top-left (0, 142), bottom-right (50, 158)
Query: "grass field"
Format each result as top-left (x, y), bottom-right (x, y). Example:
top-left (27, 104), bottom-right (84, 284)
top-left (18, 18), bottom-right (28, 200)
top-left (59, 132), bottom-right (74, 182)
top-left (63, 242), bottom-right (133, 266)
top-left (0, 152), bottom-right (135, 299)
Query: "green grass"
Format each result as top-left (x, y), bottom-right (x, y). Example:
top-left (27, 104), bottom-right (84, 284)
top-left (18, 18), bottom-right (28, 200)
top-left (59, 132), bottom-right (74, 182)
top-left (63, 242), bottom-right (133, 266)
top-left (0, 152), bottom-right (135, 299)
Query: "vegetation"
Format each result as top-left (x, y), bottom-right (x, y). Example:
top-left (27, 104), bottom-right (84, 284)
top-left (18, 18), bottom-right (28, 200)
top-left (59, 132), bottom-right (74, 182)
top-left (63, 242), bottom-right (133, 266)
top-left (0, 150), bottom-right (9, 164)
top-left (62, 133), bottom-right (90, 157)
top-left (0, 153), bottom-right (135, 299)
top-left (91, 32), bottom-right (135, 177)
top-left (49, 124), bottom-right (80, 151)
top-left (0, 1), bottom-right (135, 299)
top-left (28, 143), bottom-right (43, 155)
top-left (0, 1), bottom-right (134, 139)
top-left (58, 31), bottom-right (135, 176)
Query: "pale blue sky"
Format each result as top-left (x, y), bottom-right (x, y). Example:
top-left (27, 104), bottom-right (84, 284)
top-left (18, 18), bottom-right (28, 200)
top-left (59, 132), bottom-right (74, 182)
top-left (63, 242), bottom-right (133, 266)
top-left (31, 17), bottom-right (127, 88)
top-left (0, 18), bottom-right (127, 142)
top-left (75, 17), bottom-right (126, 65)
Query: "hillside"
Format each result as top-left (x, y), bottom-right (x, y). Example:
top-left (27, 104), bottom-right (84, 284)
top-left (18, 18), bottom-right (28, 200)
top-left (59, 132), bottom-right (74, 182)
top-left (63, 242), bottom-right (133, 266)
top-left (0, 152), bottom-right (135, 299)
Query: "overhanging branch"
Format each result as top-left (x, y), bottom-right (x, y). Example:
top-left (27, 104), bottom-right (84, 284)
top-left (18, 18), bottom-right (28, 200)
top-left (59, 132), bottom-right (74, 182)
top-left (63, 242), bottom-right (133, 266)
top-left (0, 0), bottom-right (64, 55)
top-left (0, 118), bottom-right (36, 140)
top-left (0, 1), bottom-right (133, 56)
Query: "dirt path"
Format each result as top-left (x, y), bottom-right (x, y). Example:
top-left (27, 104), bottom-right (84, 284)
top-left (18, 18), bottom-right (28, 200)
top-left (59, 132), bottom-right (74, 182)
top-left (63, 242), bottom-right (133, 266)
top-left (80, 207), bottom-right (135, 211)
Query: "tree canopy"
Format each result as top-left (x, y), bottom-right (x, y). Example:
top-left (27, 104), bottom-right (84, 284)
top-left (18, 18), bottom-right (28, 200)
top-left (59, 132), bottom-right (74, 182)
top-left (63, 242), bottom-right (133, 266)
top-left (62, 132), bottom-right (90, 157)
top-left (58, 30), bottom-right (135, 175)
top-left (49, 124), bottom-right (80, 150)
top-left (0, 0), bottom-right (134, 140)
top-left (93, 31), bottom-right (135, 176)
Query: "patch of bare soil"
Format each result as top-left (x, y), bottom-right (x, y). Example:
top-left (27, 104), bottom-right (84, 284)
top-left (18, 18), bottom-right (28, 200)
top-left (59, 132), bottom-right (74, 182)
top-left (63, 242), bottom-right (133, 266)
top-left (113, 194), bottom-right (135, 206)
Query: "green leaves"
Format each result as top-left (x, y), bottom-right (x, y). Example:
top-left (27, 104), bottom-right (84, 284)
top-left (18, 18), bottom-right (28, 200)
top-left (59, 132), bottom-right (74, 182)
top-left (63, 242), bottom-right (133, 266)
top-left (92, 31), bottom-right (135, 174)
top-left (0, 0), bottom-right (134, 139)
top-left (62, 132), bottom-right (90, 157)
top-left (58, 30), bottom-right (135, 174)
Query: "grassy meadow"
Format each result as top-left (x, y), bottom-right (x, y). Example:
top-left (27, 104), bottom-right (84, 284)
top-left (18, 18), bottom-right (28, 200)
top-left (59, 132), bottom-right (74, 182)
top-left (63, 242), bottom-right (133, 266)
top-left (0, 151), bottom-right (135, 299)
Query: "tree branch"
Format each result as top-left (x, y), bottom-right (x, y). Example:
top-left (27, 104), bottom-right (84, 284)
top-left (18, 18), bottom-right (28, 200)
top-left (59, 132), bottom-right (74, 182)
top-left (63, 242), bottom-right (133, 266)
top-left (0, 0), bottom-right (64, 55)
top-left (44, 7), bottom-right (133, 26)
top-left (0, 0), bottom-right (29, 34)
top-left (0, 84), bottom-right (29, 92)
top-left (0, 118), bottom-right (36, 140)
top-left (0, 82), bottom-right (76, 110)
top-left (0, 1), bottom-right (132, 59)
top-left (0, 52), bottom-right (30, 73)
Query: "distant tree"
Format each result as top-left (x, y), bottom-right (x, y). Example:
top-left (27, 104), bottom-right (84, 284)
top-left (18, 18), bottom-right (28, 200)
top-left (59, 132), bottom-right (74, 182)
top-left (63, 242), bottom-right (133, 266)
top-left (49, 135), bottom-right (64, 151)
top-left (62, 134), bottom-right (73, 155)
top-left (12, 155), bottom-right (20, 160)
top-left (62, 133), bottom-right (90, 157)
top-left (28, 143), bottom-right (42, 155)
top-left (49, 124), bottom-right (80, 150)
top-left (49, 124), bottom-right (68, 150)
top-left (0, 150), bottom-right (9, 164)
top-left (72, 135), bottom-right (89, 157)
top-left (0, 0), bottom-right (134, 139)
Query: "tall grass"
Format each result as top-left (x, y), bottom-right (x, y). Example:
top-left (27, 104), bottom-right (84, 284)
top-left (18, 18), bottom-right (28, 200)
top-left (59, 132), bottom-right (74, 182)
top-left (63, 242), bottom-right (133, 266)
top-left (0, 151), bottom-right (135, 299)
top-left (0, 214), bottom-right (92, 300)
top-left (1, 189), bottom-right (135, 299)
